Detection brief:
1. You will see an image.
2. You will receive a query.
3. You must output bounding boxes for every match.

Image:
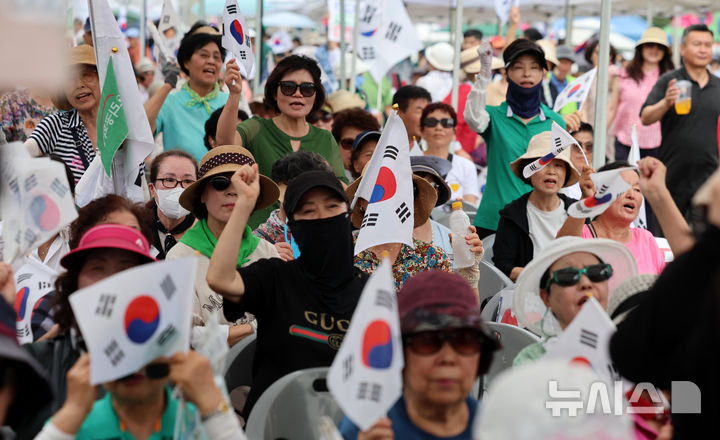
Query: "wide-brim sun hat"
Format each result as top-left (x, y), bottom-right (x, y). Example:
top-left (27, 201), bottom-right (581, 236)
top-left (346, 164), bottom-right (437, 229)
top-left (424, 42), bottom-right (454, 72)
top-left (327, 89), bottom-right (367, 113)
top-left (491, 56), bottom-right (505, 71)
top-left (460, 46), bottom-right (483, 74)
top-left (636, 27), bottom-right (670, 48)
top-left (537, 39), bottom-right (559, 66)
top-left (60, 224), bottom-right (157, 269)
top-left (509, 131), bottom-right (580, 187)
top-left (513, 236), bottom-right (638, 337)
top-left (179, 145), bottom-right (280, 217)
top-left (410, 156), bottom-right (452, 206)
top-left (53, 45), bottom-right (98, 111)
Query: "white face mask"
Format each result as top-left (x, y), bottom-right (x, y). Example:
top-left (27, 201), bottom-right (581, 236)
top-left (155, 187), bottom-right (190, 219)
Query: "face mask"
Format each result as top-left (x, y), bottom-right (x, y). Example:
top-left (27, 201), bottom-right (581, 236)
top-left (156, 187), bottom-right (190, 219)
top-left (506, 78), bottom-right (542, 119)
top-left (284, 223), bottom-right (301, 259)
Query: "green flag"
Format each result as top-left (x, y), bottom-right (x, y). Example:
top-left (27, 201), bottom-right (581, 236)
top-left (97, 55), bottom-right (129, 176)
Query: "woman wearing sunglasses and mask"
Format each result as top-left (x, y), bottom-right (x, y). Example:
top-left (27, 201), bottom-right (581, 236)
top-left (166, 146), bottom-right (280, 348)
top-left (216, 55), bottom-right (348, 228)
top-left (339, 271), bottom-right (498, 439)
top-left (420, 103), bottom-right (480, 206)
top-left (512, 236), bottom-right (637, 366)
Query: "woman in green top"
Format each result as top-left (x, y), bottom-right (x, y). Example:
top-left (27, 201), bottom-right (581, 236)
top-left (217, 55), bottom-right (346, 227)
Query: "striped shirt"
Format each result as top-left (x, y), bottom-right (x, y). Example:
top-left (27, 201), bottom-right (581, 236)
top-left (28, 109), bottom-right (95, 183)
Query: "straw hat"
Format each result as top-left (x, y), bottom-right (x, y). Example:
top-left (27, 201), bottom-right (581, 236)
top-left (537, 39), bottom-right (559, 66)
top-left (460, 46), bottom-right (483, 74)
top-left (346, 164), bottom-right (437, 229)
top-left (179, 145), bottom-right (279, 217)
top-left (509, 131), bottom-right (580, 187)
top-left (327, 89), bottom-right (366, 113)
top-left (512, 237), bottom-right (637, 337)
top-left (636, 27), bottom-right (669, 48)
top-left (607, 273), bottom-right (657, 324)
top-left (424, 42), bottom-right (454, 72)
top-left (491, 56), bottom-right (505, 71)
top-left (53, 45), bottom-right (97, 111)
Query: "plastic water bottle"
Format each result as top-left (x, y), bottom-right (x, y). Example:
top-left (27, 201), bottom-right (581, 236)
top-left (449, 202), bottom-right (475, 268)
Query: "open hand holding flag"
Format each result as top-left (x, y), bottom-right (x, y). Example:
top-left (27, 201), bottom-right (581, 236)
top-left (523, 121), bottom-right (580, 178)
top-left (568, 167), bottom-right (633, 219)
top-left (327, 259), bottom-right (404, 430)
top-left (553, 67), bottom-right (597, 112)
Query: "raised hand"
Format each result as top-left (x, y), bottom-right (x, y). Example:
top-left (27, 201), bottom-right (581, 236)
top-left (224, 59), bottom-right (243, 95)
top-left (579, 165), bottom-right (596, 199)
top-left (231, 164), bottom-right (261, 211)
top-left (477, 41), bottom-right (493, 81)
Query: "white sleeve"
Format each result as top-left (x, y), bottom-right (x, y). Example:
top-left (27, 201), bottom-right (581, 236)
top-left (24, 138), bottom-right (43, 157)
top-left (463, 76), bottom-right (492, 134)
top-left (203, 410), bottom-right (248, 440)
top-left (34, 422), bottom-right (77, 440)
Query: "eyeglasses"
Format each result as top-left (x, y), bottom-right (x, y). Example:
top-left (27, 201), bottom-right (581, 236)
top-left (421, 117), bottom-right (456, 128)
top-left (308, 110), bottom-right (333, 124)
top-left (155, 177), bottom-right (196, 189)
top-left (339, 138), bottom-right (355, 150)
top-left (404, 329), bottom-right (485, 356)
top-left (207, 175), bottom-right (232, 191)
top-left (544, 263), bottom-right (613, 290)
top-left (279, 81), bottom-right (317, 97)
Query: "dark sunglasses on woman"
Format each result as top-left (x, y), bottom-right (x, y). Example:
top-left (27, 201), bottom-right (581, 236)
top-left (279, 81), bottom-right (317, 97)
top-left (308, 110), bottom-right (333, 124)
top-left (207, 175), bottom-right (232, 191)
top-left (544, 263), bottom-right (613, 290)
top-left (404, 329), bottom-right (485, 356)
top-left (422, 117), bottom-right (456, 128)
top-left (339, 138), bottom-right (355, 150)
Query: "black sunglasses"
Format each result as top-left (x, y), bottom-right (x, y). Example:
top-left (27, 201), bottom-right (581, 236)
top-left (308, 110), bottom-right (333, 124)
top-left (404, 329), bottom-right (485, 356)
top-left (422, 117), bottom-right (456, 128)
top-left (279, 81), bottom-right (317, 97)
top-left (339, 138), bottom-right (355, 150)
top-left (118, 363), bottom-right (169, 382)
top-left (544, 263), bottom-right (613, 290)
top-left (207, 175), bottom-right (232, 191)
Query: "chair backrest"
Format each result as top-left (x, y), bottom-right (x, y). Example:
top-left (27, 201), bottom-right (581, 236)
top-left (481, 292), bottom-right (502, 322)
top-left (481, 323), bottom-right (540, 392)
top-left (481, 234), bottom-right (495, 263)
top-left (223, 333), bottom-right (256, 391)
top-left (245, 367), bottom-right (343, 440)
top-left (477, 260), bottom-right (513, 304)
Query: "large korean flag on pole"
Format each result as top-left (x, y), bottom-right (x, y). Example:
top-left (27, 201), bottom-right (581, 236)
top-left (553, 67), bottom-right (597, 112)
top-left (222, 0), bottom-right (255, 78)
top-left (327, 259), bottom-right (403, 430)
top-left (70, 258), bottom-right (197, 385)
top-left (357, 0), bottom-right (422, 84)
top-left (84, 0), bottom-right (154, 203)
top-left (352, 111), bottom-right (414, 255)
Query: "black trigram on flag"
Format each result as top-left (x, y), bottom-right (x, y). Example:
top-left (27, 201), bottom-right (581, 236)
top-left (396, 202), bottom-right (411, 223)
top-left (375, 289), bottom-right (394, 309)
top-left (357, 381), bottom-right (382, 402)
top-left (343, 354), bottom-right (353, 380)
top-left (160, 274), bottom-right (176, 300)
top-left (361, 212), bottom-right (379, 228)
top-left (95, 294), bottom-right (116, 317)
top-left (162, 15), bottom-right (171, 25)
top-left (385, 22), bottom-right (402, 42)
top-left (360, 5), bottom-right (377, 24)
top-left (51, 177), bottom-right (68, 198)
top-left (383, 145), bottom-right (399, 160)
top-left (579, 328), bottom-right (598, 349)
top-left (104, 339), bottom-right (125, 366)
top-left (24, 174), bottom-right (38, 192)
top-left (226, 3), bottom-right (237, 14)
top-left (238, 50), bottom-right (247, 60)
top-left (553, 136), bottom-right (562, 150)
top-left (360, 46), bottom-right (376, 61)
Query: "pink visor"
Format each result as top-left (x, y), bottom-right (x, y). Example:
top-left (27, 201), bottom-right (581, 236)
top-left (60, 224), bottom-right (156, 269)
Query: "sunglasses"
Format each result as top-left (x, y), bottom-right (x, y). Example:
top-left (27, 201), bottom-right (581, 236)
top-left (308, 111), bottom-right (333, 124)
top-left (279, 81), bottom-right (317, 97)
top-left (422, 117), bottom-right (456, 128)
top-left (404, 329), bottom-right (485, 356)
top-left (207, 175), bottom-right (232, 191)
top-left (339, 138), bottom-right (355, 150)
top-left (118, 363), bottom-right (169, 382)
top-left (544, 263), bottom-right (613, 290)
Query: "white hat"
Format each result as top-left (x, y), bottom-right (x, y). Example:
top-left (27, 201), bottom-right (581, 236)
top-left (270, 30), bottom-right (293, 54)
top-left (606, 273), bottom-right (657, 324)
top-left (537, 39), bottom-right (559, 66)
top-left (513, 237), bottom-right (637, 337)
top-left (424, 42), bottom-right (454, 72)
top-left (475, 360), bottom-right (635, 439)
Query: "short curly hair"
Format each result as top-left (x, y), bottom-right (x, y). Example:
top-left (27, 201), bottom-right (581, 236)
top-left (331, 108), bottom-right (381, 142)
top-left (264, 55), bottom-right (325, 115)
top-left (420, 102), bottom-right (458, 127)
top-left (177, 22), bottom-right (226, 76)
top-left (68, 194), bottom-right (153, 249)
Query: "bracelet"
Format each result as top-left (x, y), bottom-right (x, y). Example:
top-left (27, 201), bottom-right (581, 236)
top-left (201, 399), bottom-right (230, 422)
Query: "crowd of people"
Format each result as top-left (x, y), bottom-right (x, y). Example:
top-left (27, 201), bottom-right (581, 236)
top-left (2, 6), bottom-right (720, 439)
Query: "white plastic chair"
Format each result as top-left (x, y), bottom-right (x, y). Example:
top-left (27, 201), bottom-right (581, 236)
top-left (481, 233), bottom-right (495, 263)
top-left (223, 333), bottom-right (256, 390)
top-left (480, 322), bottom-right (540, 396)
top-left (478, 260), bottom-right (513, 304)
top-left (245, 367), bottom-right (342, 440)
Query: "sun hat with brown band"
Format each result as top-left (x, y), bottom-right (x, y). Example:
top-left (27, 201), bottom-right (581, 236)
top-left (179, 145), bottom-right (279, 217)
top-left (509, 131), bottom-right (580, 188)
top-left (53, 45), bottom-right (98, 111)
top-left (345, 163), bottom-right (437, 229)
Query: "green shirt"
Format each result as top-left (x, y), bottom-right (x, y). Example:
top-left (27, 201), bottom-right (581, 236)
top-left (473, 102), bottom-right (566, 231)
top-left (74, 387), bottom-right (196, 439)
top-left (236, 116), bottom-right (348, 227)
top-left (512, 340), bottom-right (548, 367)
top-left (359, 72), bottom-right (393, 111)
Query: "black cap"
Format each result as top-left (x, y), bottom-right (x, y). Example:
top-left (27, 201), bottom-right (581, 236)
top-left (352, 130), bottom-right (382, 151)
top-left (503, 38), bottom-right (546, 70)
top-left (283, 170), bottom-right (349, 221)
top-left (410, 156), bottom-right (452, 206)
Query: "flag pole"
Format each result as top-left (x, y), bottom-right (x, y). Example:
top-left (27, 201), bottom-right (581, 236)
top-left (253, 0), bottom-right (262, 95)
top-left (450, 0), bottom-right (463, 109)
top-left (340, 0), bottom-right (347, 91)
top-left (376, 75), bottom-right (383, 111)
top-left (351, 0), bottom-right (360, 95)
top-left (592, 0), bottom-right (611, 170)
top-left (140, 0), bottom-right (147, 60)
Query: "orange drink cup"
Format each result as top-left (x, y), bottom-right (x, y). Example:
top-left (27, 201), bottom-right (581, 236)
top-left (675, 80), bottom-right (692, 115)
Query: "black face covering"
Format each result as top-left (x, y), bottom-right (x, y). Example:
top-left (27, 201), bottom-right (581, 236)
top-left (288, 212), bottom-right (355, 289)
top-left (506, 78), bottom-right (542, 119)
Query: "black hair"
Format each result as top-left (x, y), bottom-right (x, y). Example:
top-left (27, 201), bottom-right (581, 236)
top-left (331, 108), bottom-right (381, 142)
top-left (149, 150), bottom-right (198, 182)
top-left (523, 28), bottom-right (543, 42)
top-left (597, 160), bottom-right (638, 174)
top-left (392, 85), bottom-right (432, 112)
top-left (203, 106), bottom-right (250, 150)
top-left (571, 122), bottom-right (594, 136)
top-left (271, 151), bottom-right (333, 185)
top-left (463, 29), bottom-right (483, 41)
top-left (177, 22), bottom-right (226, 76)
top-left (264, 55), bottom-right (326, 114)
top-left (682, 24), bottom-right (714, 44)
top-left (584, 38), bottom-right (618, 66)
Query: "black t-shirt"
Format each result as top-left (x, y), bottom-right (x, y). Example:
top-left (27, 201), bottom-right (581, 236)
top-left (223, 257), bottom-right (367, 418)
top-left (641, 67), bottom-right (720, 214)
